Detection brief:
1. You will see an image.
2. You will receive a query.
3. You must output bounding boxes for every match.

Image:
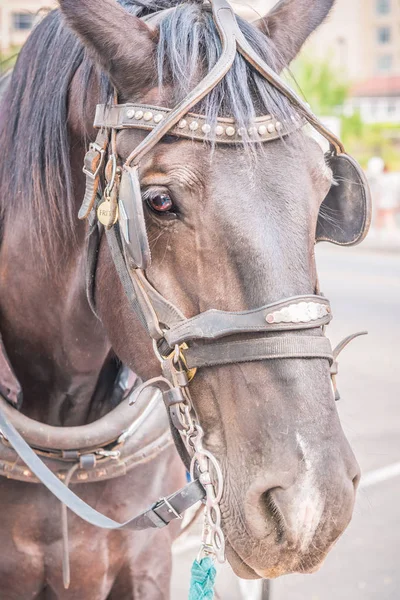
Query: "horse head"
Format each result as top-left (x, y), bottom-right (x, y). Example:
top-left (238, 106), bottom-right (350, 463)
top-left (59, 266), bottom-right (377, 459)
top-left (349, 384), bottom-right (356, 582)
top-left (59, 0), bottom-right (360, 579)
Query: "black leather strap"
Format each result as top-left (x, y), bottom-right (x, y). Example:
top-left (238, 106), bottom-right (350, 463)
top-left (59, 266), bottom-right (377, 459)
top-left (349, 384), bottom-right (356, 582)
top-left (183, 335), bottom-right (334, 369)
top-left (0, 403), bottom-right (205, 530)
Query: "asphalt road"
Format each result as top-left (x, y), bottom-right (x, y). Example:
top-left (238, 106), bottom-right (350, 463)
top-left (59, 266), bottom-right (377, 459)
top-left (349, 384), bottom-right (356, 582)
top-left (172, 245), bottom-right (400, 600)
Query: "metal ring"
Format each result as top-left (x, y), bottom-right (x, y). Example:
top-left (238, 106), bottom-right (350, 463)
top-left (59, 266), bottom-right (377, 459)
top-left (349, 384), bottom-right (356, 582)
top-left (190, 450), bottom-right (223, 504)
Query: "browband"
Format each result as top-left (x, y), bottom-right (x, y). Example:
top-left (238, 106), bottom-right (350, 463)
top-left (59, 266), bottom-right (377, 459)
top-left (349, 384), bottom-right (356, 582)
top-left (94, 103), bottom-right (304, 144)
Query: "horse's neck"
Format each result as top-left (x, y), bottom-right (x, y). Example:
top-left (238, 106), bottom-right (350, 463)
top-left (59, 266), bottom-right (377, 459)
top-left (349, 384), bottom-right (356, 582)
top-left (0, 146), bottom-right (111, 426)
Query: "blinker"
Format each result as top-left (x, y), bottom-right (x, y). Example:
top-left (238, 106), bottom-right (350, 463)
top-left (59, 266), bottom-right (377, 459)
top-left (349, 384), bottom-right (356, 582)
top-left (118, 166), bottom-right (151, 270)
top-left (317, 150), bottom-right (371, 246)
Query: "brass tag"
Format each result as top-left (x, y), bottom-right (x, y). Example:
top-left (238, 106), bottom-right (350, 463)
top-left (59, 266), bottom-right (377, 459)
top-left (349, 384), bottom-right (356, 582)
top-left (97, 198), bottom-right (118, 228)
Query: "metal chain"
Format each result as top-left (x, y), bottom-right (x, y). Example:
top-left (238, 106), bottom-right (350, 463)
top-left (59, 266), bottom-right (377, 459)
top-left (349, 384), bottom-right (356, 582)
top-left (154, 344), bottom-right (226, 563)
top-left (183, 387), bottom-right (225, 564)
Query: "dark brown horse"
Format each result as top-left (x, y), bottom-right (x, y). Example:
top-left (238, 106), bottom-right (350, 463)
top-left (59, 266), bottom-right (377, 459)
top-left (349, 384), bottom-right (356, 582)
top-left (0, 0), bottom-right (360, 597)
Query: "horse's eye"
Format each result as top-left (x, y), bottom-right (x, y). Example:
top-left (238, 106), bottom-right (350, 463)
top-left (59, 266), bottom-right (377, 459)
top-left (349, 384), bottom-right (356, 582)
top-left (146, 192), bottom-right (174, 213)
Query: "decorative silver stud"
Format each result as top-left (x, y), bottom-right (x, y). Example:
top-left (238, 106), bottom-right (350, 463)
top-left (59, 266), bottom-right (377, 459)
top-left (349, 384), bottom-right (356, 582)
top-left (178, 119), bottom-right (187, 129)
top-left (134, 110), bottom-right (144, 120)
top-left (226, 126), bottom-right (236, 137)
top-left (276, 121), bottom-right (283, 131)
top-left (202, 124), bottom-right (212, 134)
top-left (143, 111), bottom-right (153, 121)
top-left (215, 125), bottom-right (224, 136)
top-left (267, 123), bottom-right (276, 133)
top-left (237, 128), bottom-right (246, 137)
top-left (189, 121), bottom-right (199, 131)
top-left (258, 125), bottom-right (267, 135)
top-left (266, 302), bottom-right (330, 325)
top-left (154, 113), bottom-right (164, 123)
top-left (127, 109), bottom-right (135, 119)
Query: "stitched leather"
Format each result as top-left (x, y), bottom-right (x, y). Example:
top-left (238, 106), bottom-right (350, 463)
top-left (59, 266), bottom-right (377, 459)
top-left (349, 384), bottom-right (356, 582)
top-left (183, 335), bottom-right (334, 369)
top-left (164, 296), bottom-right (332, 346)
top-left (94, 103), bottom-right (303, 143)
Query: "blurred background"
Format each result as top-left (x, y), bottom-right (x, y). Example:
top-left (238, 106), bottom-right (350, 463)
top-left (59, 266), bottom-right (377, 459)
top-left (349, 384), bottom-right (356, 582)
top-left (1, 1), bottom-right (398, 599)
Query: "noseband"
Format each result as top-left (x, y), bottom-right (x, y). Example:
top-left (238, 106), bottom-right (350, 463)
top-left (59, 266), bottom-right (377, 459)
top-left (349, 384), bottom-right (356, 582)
top-left (0, 0), bottom-right (370, 570)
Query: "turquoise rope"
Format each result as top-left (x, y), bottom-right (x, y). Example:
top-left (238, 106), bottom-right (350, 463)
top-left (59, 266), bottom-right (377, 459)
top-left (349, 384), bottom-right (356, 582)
top-left (188, 557), bottom-right (217, 600)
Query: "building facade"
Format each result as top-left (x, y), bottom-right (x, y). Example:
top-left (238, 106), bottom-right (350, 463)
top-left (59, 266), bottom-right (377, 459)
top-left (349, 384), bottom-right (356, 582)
top-left (237, 0), bottom-right (400, 81)
top-left (0, 0), bottom-right (55, 53)
top-left (237, 0), bottom-right (400, 123)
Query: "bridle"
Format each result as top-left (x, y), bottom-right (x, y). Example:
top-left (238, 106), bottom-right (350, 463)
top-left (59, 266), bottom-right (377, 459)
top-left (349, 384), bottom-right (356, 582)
top-left (0, 0), bottom-right (371, 569)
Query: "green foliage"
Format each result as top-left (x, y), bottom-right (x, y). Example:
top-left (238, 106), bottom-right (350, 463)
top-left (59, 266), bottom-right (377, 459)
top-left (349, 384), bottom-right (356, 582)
top-left (345, 122), bottom-right (400, 170)
top-left (0, 47), bottom-right (20, 75)
top-left (342, 111), bottom-right (364, 144)
top-left (289, 53), bottom-right (349, 115)
top-left (288, 54), bottom-right (400, 170)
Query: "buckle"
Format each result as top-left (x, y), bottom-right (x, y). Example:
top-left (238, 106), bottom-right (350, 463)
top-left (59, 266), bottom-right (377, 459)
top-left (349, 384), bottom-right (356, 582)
top-left (82, 143), bottom-right (106, 179)
top-left (152, 341), bottom-right (197, 383)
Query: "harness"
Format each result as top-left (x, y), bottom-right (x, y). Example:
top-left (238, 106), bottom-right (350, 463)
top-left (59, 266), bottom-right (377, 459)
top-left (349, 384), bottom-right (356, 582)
top-left (0, 0), bottom-right (371, 580)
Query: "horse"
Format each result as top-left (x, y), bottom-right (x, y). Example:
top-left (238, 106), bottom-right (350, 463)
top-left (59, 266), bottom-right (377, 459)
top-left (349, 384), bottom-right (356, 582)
top-left (0, 0), bottom-right (363, 597)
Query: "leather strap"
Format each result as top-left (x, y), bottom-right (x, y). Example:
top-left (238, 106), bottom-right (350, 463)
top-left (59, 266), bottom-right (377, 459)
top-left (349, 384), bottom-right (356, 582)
top-left (124, 0), bottom-right (238, 167)
top-left (94, 103), bottom-right (302, 144)
top-left (233, 18), bottom-right (345, 154)
top-left (183, 335), bottom-right (334, 369)
top-left (86, 221), bottom-right (101, 317)
top-left (0, 386), bottom-right (158, 452)
top-left (0, 403), bottom-right (205, 530)
top-left (79, 130), bottom-right (109, 220)
top-left (164, 296), bottom-right (332, 346)
top-left (105, 225), bottom-right (163, 339)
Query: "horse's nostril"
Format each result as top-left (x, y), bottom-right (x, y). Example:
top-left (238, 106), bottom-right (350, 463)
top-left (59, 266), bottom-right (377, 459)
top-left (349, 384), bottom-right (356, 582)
top-left (263, 489), bottom-right (286, 543)
top-left (352, 470), bottom-right (361, 491)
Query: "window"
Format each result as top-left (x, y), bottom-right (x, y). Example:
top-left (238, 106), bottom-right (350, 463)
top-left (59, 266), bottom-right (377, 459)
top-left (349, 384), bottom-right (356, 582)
top-left (376, 0), bottom-right (390, 14)
top-left (377, 54), bottom-right (393, 71)
top-left (12, 13), bottom-right (35, 31)
top-left (377, 26), bottom-right (391, 43)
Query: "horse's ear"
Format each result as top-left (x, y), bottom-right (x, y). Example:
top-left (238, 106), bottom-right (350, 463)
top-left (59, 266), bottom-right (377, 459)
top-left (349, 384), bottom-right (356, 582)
top-left (59, 0), bottom-right (157, 96)
top-left (254, 0), bottom-right (335, 71)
